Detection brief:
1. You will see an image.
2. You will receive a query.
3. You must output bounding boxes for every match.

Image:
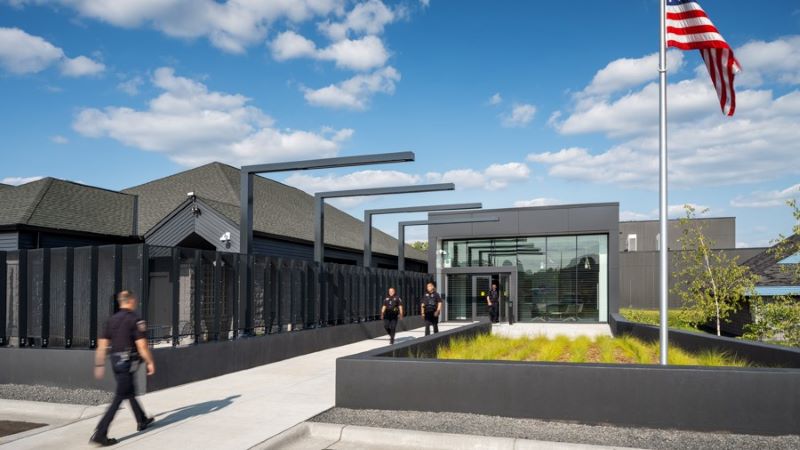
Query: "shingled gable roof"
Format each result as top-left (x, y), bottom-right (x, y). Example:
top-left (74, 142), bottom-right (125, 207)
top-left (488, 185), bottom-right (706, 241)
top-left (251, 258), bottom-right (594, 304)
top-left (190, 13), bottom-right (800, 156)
top-left (0, 178), bottom-right (136, 236)
top-left (0, 183), bottom-right (11, 190)
top-left (123, 162), bottom-right (426, 261)
top-left (741, 234), bottom-right (800, 287)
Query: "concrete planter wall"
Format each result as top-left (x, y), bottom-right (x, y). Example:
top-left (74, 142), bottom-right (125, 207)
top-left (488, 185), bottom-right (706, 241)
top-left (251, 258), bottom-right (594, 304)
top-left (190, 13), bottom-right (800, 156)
top-left (609, 313), bottom-right (800, 368)
top-left (336, 321), bottom-right (800, 436)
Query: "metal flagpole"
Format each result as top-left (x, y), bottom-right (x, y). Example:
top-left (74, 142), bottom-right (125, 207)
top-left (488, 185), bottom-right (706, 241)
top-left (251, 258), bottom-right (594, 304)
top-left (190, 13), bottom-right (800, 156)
top-left (658, 0), bottom-right (669, 365)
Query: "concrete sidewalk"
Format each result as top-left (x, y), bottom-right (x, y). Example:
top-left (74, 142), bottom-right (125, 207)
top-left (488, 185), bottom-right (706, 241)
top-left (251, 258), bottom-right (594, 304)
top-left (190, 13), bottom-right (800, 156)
top-left (0, 323), bottom-right (464, 450)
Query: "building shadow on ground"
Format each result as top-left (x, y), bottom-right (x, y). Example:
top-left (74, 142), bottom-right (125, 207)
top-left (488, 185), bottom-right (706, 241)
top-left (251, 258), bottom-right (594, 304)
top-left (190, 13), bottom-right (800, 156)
top-left (116, 395), bottom-right (240, 443)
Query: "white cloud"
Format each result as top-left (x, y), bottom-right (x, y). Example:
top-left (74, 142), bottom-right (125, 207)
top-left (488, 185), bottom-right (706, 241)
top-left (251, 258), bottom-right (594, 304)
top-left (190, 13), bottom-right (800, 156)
top-left (501, 103), bottom-right (536, 128)
top-left (488, 92), bottom-right (502, 106)
top-left (535, 37), bottom-right (800, 189)
top-left (13, 0), bottom-right (344, 54)
top-left (318, 0), bottom-right (397, 41)
top-left (72, 67), bottom-right (353, 167)
top-left (514, 198), bottom-right (560, 208)
top-left (286, 169), bottom-right (421, 192)
top-left (0, 27), bottom-right (104, 76)
top-left (117, 76), bottom-right (144, 95)
top-left (269, 30), bottom-right (317, 61)
top-left (303, 66), bottom-right (400, 110)
top-left (427, 161), bottom-right (530, 191)
top-left (730, 183), bottom-right (800, 208)
top-left (580, 51), bottom-right (684, 97)
top-left (620, 210), bottom-right (654, 221)
top-left (419, 0), bottom-right (430, 8)
top-left (269, 33), bottom-right (389, 71)
top-left (50, 135), bottom-right (69, 144)
top-left (60, 55), bottom-right (105, 77)
top-left (1, 176), bottom-right (44, 185)
top-left (285, 169), bottom-right (421, 207)
top-left (734, 36), bottom-right (800, 87)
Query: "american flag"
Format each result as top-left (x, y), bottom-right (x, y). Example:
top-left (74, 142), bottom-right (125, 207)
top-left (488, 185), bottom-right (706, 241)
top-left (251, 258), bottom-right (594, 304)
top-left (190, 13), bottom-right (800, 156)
top-left (666, 0), bottom-right (741, 116)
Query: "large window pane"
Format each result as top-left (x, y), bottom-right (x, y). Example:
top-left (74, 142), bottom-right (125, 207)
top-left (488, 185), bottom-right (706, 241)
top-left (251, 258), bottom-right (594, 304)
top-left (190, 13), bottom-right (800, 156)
top-left (446, 274), bottom-right (471, 320)
top-left (577, 235), bottom-right (603, 321)
top-left (545, 236), bottom-right (577, 321)
top-left (517, 237), bottom-right (546, 321)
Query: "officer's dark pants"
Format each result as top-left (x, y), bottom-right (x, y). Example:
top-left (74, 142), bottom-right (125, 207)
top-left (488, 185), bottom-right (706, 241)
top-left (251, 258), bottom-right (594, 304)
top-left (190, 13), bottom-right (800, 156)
top-left (384, 318), bottom-right (398, 344)
top-left (424, 313), bottom-right (439, 335)
top-left (96, 357), bottom-right (147, 437)
top-left (489, 305), bottom-right (499, 323)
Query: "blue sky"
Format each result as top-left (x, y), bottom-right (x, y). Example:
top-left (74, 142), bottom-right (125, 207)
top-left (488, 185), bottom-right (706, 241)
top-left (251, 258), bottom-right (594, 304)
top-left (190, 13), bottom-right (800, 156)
top-left (1, 0), bottom-right (798, 247)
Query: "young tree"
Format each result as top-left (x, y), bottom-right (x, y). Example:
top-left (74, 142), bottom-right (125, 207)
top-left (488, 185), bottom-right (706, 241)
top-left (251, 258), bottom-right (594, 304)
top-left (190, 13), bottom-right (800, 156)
top-left (410, 241), bottom-right (429, 252)
top-left (672, 205), bottom-right (760, 336)
top-left (743, 196), bottom-right (800, 347)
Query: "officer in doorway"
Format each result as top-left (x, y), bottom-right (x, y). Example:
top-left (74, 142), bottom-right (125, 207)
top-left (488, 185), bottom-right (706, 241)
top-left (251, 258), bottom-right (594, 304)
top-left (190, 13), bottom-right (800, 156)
top-left (420, 281), bottom-right (443, 336)
top-left (90, 290), bottom-right (156, 446)
top-left (380, 287), bottom-right (404, 345)
top-left (486, 282), bottom-right (500, 324)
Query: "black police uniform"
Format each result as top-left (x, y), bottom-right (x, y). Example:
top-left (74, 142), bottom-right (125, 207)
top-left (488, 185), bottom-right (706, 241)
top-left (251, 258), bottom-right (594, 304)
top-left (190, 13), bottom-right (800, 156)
top-left (382, 295), bottom-right (403, 344)
top-left (487, 288), bottom-right (500, 323)
top-left (95, 308), bottom-right (149, 439)
top-left (422, 292), bottom-right (442, 336)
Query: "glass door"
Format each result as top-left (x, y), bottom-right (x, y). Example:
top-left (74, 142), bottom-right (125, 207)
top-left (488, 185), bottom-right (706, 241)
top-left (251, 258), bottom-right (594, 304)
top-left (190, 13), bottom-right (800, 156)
top-left (472, 275), bottom-right (491, 320)
top-left (499, 273), bottom-right (511, 323)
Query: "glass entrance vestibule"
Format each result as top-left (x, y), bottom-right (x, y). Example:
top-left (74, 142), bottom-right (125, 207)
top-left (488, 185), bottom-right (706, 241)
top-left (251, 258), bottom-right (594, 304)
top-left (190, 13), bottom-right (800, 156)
top-left (439, 234), bottom-right (608, 322)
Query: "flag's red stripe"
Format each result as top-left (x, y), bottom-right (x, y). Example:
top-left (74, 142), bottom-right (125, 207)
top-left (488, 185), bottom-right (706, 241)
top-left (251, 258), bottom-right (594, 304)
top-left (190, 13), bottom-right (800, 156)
top-left (726, 52), bottom-right (737, 116)
top-left (666, 25), bottom-right (719, 36)
top-left (715, 50), bottom-right (728, 113)
top-left (666, 10), bottom-right (708, 20)
top-left (667, 40), bottom-right (731, 51)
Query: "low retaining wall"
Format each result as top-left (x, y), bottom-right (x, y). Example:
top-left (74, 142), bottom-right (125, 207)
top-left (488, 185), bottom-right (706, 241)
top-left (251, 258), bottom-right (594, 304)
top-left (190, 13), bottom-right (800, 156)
top-left (609, 313), bottom-right (800, 368)
top-left (336, 320), bottom-right (800, 436)
top-left (0, 348), bottom-right (118, 391)
top-left (149, 316), bottom-right (424, 392)
top-left (0, 317), bottom-right (423, 393)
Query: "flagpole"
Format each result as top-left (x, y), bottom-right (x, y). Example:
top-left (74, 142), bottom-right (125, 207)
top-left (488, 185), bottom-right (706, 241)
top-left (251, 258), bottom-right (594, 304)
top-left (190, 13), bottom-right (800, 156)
top-left (658, 0), bottom-right (669, 365)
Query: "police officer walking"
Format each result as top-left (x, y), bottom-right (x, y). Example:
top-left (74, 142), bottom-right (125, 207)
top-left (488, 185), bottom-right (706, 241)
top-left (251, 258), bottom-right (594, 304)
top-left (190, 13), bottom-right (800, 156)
top-left (420, 281), bottom-right (443, 336)
top-left (380, 287), bottom-right (404, 345)
top-left (90, 291), bottom-right (155, 446)
top-left (486, 282), bottom-right (500, 324)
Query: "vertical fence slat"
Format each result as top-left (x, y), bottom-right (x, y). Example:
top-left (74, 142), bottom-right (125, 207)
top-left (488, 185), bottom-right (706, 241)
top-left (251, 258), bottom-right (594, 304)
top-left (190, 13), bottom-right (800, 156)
top-left (0, 251), bottom-right (6, 346)
top-left (89, 246), bottom-right (98, 348)
top-left (64, 248), bottom-right (74, 348)
top-left (193, 250), bottom-right (202, 344)
top-left (40, 249), bottom-right (50, 347)
top-left (213, 253), bottom-right (222, 341)
top-left (171, 248), bottom-right (180, 346)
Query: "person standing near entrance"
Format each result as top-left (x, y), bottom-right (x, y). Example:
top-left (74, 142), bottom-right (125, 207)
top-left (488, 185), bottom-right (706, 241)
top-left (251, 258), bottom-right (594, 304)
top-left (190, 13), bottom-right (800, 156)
top-left (421, 281), bottom-right (443, 335)
top-left (486, 282), bottom-right (500, 324)
top-left (380, 287), bottom-right (404, 345)
top-left (91, 290), bottom-right (155, 446)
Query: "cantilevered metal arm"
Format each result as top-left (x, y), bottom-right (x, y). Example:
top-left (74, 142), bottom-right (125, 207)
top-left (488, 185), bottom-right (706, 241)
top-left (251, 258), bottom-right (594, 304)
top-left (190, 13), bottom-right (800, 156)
top-left (313, 183), bottom-right (455, 264)
top-left (362, 202), bottom-right (482, 268)
top-left (397, 217), bottom-right (499, 271)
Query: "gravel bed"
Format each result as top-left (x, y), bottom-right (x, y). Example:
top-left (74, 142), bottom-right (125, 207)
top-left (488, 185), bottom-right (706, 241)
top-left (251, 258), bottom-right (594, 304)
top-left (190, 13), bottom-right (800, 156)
top-left (311, 408), bottom-right (800, 450)
top-left (0, 384), bottom-right (112, 406)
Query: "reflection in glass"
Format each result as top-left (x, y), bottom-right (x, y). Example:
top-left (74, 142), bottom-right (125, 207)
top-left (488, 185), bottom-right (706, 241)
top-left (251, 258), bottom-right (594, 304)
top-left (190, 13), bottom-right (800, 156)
top-left (440, 234), bottom-right (608, 322)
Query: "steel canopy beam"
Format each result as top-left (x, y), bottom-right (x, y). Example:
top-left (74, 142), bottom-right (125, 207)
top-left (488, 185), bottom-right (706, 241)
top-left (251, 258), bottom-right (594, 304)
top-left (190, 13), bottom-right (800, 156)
top-left (238, 151), bottom-right (414, 334)
top-left (363, 202), bottom-right (483, 268)
top-left (239, 151), bottom-right (414, 255)
top-left (314, 183), bottom-right (454, 265)
top-left (398, 216), bottom-right (499, 271)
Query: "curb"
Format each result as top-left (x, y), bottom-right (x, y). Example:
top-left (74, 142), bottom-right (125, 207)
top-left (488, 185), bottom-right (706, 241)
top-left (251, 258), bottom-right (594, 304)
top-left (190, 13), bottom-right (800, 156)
top-left (254, 422), bottom-right (642, 450)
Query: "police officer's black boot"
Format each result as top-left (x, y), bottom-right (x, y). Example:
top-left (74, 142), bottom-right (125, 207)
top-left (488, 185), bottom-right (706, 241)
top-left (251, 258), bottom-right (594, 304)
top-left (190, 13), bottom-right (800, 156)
top-left (89, 431), bottom-right (118, 447)
top-left (137, 417), bottom-right (154, 431)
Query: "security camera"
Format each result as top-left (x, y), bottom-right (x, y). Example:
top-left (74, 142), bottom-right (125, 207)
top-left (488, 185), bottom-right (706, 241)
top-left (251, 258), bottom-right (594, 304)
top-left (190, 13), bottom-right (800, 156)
top-left (220, 232), bottom-right (231, 243)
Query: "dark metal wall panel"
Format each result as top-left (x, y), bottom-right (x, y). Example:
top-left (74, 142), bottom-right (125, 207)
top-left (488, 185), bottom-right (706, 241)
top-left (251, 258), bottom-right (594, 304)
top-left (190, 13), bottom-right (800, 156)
top-left (72, 247), bottom-right (93, 348)
top-left (145, 201), bottom-right (239, 253)
top-left (619, 217), bottom-right (736, 252)
top-left (145, 204), bottom-right (196, 248)
top-left (0, 233), bottom-right (19, 251)
top-left (49, 248), bottom-right (68, 347)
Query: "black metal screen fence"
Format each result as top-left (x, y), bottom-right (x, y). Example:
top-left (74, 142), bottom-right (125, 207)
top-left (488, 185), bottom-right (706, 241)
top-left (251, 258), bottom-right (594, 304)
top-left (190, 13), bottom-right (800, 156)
top-left (0, 244), bottom-right (431, 349)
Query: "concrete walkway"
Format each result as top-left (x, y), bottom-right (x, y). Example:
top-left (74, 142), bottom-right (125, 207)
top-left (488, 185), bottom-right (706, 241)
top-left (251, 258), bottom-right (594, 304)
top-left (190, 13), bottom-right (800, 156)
top-left (0, 323), bottom-right (464, 450)
top-left (492, 323), bottom-right (612, 339)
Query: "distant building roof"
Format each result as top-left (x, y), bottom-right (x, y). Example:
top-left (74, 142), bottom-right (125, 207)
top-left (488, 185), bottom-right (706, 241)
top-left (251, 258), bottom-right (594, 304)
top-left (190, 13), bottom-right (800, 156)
top-left (122, 162), bottom-right (425, 260)
top-left (742, 234), bottom-right (800, 289)
top-left (0, 178), bottom-right (137, 237)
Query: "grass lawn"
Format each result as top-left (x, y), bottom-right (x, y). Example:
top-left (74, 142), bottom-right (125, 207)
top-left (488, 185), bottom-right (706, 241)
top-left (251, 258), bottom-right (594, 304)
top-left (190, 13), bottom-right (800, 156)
top-left (437, 334), bottom-right (750, 367)
top-left (619, 307), bottom-right (698, 332)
